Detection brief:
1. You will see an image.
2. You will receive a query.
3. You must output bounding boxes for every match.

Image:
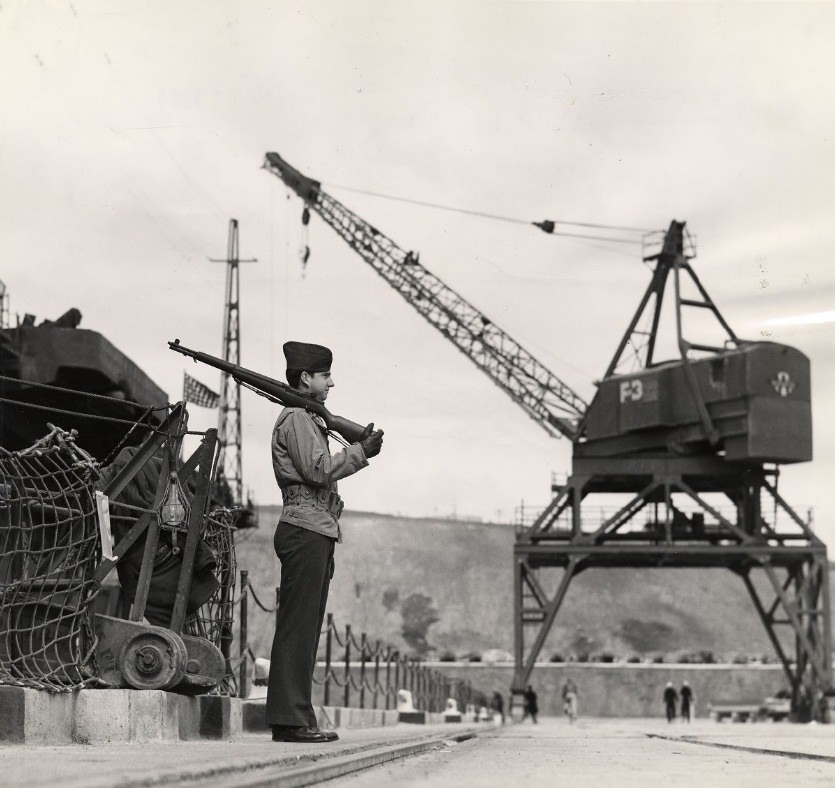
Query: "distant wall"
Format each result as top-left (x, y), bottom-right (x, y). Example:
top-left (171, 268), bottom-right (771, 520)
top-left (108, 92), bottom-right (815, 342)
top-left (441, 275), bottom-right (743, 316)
top-left (413, 662), bottom-right (787, 718)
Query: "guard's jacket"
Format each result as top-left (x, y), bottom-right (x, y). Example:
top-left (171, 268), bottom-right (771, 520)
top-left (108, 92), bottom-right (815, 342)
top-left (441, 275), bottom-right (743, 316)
top-left (271, 407), bottom-right (368, 541)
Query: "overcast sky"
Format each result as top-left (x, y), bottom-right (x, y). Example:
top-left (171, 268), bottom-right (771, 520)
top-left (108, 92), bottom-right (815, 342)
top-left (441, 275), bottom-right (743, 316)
top-left (2, 1), bottom-right (835, 545)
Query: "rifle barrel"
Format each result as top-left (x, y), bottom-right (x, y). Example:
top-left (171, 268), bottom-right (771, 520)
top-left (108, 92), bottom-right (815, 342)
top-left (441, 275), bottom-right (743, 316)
top-left (168, 340), bottom-right (371, 443)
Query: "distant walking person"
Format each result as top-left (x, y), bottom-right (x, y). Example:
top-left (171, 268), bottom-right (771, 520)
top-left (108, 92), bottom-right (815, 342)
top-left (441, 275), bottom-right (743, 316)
top-left (562, 678), bottom-right (579, 723)
top-left (522, 685), bottom-right (539, 723)
top-left (663, 681), bottom-right (678, 723)
top-left (492, 691), bottom-right (505, 724)
top-left (680, 681), bottom-right (694, 722)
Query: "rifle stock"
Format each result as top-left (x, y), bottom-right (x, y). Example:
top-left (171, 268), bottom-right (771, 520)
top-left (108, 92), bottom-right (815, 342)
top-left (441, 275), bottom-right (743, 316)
top-left (169, 339), bottom-right (371, 443)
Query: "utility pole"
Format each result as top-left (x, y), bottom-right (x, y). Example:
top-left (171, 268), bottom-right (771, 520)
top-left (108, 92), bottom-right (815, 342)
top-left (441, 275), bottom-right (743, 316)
top-left (0, 279), bottom-right (9, 329)
top-left (210, 219), bottom-right (256, 507)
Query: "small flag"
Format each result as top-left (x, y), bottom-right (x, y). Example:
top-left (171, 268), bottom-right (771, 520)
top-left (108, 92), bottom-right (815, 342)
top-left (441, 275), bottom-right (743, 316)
top-left (183, 372), bottom-right (219, 408)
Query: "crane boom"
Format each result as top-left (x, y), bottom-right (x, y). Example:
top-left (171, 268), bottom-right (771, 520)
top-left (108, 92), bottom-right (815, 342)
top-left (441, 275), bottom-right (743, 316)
top-left (264, 152), bottom-right (587, 440)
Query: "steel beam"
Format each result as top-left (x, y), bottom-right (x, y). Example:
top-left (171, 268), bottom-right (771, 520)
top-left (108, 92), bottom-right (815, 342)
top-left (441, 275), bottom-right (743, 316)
top-left (513, 460), bottom-right (831, 719)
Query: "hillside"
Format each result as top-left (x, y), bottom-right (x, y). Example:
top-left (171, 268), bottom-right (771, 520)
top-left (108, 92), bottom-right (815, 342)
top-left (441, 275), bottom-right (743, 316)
top-left (236, 506), bottom-right (823, 663)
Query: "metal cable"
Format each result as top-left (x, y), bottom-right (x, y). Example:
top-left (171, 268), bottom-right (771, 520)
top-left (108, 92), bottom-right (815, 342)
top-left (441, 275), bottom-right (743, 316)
top-left (0, 373), bottom-right (168, 409)
top-left (0, 396), bottom-right (161, 430)
top-left (326, 182), bottom-right (655, 234)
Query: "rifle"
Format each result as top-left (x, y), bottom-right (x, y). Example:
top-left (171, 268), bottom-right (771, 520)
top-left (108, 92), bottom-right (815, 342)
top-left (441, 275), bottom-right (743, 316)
top-left (168, 339), bottom-right (373, 444)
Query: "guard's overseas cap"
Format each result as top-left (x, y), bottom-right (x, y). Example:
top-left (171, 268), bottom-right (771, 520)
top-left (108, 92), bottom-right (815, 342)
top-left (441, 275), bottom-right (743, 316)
top-left (283, 341), bottom-right (333, 374)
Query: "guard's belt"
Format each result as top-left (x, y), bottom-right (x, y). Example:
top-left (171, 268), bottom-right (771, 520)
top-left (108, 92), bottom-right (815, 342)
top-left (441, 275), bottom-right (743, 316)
top-left (281, 483), bottom-right (344, 518)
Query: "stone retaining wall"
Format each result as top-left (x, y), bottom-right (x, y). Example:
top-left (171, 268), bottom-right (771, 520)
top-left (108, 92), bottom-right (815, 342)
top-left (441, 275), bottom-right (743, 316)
top-left (427, 662), bottom-right (787, 718)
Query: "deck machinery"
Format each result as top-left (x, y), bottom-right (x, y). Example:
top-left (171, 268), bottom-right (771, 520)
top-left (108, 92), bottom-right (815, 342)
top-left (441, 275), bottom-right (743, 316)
top-left (264, 151), bottom-right (830, 720)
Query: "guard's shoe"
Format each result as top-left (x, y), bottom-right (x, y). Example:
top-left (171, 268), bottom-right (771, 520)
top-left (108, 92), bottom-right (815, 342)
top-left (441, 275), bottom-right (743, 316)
top-left (271, 725), bottom-right (331, 743)
top-left (316, 727), bottom-right (339, 741)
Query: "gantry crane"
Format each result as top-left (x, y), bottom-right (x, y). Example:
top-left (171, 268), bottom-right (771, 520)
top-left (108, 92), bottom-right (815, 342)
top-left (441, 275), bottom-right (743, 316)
top-left (264, 151), bottom-right (830, 721)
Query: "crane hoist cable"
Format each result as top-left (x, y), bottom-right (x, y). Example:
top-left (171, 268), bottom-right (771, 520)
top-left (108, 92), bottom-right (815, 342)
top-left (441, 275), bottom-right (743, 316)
top-left (324, 182), bottom-right (653, 243)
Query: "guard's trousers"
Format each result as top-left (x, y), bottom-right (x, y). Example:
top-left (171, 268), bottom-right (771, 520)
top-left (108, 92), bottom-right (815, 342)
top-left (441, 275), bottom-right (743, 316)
top-left (265, 522), bottom-right (335, 727)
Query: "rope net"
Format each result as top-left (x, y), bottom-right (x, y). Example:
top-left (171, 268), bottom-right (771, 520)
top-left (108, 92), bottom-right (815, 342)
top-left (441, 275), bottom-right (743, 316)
top-left (184, 506), bottom-right (238, 695)
top-left (1, 424), bottom-right (240, 695)
top-left (0, 427), bottom-right (101, 691)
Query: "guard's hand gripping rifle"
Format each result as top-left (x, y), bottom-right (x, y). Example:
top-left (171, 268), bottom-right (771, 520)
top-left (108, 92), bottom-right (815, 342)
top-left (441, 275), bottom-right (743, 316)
top-left (168, 339), bottom-right (374, 444)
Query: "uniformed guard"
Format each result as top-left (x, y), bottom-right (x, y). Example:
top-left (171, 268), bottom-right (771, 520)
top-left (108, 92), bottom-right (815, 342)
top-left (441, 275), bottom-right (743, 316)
top-left (266, 341), bottom-right (384, 743)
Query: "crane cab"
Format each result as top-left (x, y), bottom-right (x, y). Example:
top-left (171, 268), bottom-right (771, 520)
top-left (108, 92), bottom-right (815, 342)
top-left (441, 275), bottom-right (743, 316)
top-left (583, 342), bottom-right (811, 463)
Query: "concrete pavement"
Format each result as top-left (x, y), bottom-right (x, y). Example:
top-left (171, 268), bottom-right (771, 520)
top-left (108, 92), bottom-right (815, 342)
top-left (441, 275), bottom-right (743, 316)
top-left (648, 717), bottom-right (835, 761)
top-left (1, 717), bottom-right (835, 788)
top-left (329, 718), bottom-right (835, 788)
top-left (0, 720), bottom-right (489, 788)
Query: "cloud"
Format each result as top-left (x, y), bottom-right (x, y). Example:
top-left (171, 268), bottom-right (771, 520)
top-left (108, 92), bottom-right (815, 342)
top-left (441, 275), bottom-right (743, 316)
top-left (760, 311), bottom-right (835, 327)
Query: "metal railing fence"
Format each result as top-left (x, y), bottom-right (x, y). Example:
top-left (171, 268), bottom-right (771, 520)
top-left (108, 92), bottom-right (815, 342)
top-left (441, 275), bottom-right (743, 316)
top-left (236, 572), bottom-right (488, 713)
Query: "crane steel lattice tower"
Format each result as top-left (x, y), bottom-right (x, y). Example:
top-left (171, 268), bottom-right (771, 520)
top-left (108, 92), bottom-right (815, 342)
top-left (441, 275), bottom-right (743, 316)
top-left (211, 219), bottom-right (256, 507)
